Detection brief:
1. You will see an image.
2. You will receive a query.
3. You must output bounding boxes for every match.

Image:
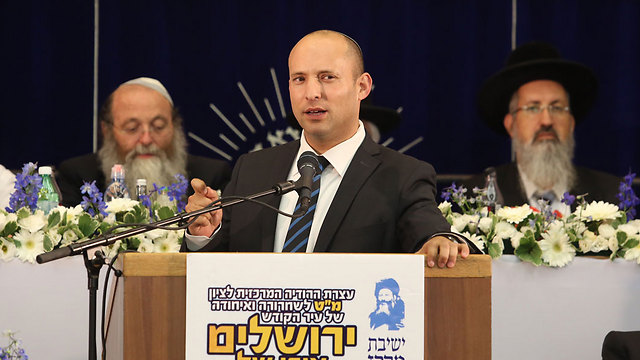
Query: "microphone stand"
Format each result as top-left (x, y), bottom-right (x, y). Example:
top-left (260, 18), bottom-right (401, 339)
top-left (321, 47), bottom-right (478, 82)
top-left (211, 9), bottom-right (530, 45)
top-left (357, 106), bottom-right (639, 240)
top-left (35, 180), bottom-right (296, 360)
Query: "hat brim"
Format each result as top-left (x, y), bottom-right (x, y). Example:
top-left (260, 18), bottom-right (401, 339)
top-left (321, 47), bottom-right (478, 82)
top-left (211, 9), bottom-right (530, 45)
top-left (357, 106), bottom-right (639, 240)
top-left (477, 59), bottom-right (598, 135)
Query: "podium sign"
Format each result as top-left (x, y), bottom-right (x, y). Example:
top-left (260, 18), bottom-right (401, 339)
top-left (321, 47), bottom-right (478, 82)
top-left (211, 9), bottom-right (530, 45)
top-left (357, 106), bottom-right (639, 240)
top-left (186, 253), bottom-right (424, 359)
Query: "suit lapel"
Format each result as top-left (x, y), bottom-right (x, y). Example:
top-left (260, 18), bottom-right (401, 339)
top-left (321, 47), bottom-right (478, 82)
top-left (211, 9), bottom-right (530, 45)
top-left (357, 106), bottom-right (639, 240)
top-left (314, 137), bottom-right (381, 251)
top-left (259, 141), bottom-right (300, 251)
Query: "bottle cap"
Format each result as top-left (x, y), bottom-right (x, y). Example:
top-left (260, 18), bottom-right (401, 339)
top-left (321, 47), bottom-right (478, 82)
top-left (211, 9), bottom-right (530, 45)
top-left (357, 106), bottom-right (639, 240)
top-left (38, 166), bottom-right (52, 175)
top-left (112, 164), bottom-right (123, 172)
top-left (136, 179), bottom-right (147, 186)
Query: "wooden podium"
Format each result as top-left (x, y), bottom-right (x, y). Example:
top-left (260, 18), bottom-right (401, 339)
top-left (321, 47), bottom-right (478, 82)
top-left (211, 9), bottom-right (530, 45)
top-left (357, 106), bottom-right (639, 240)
top-left (105, 253), bottom-right (491, 359)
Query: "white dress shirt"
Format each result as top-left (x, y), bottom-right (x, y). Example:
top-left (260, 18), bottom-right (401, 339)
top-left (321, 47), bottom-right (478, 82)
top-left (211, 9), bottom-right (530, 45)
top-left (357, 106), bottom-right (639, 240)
top-left (185, 121), bottom-right (366, 252)
top-left (517, 164), bottom-right (570, 216)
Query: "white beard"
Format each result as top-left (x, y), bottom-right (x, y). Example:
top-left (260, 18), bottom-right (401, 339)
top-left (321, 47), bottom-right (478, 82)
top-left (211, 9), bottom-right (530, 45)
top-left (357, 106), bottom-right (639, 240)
top-left (98, 126), bottom-right (188, 193)
top-left (514, 132), bottom-right (576, 191)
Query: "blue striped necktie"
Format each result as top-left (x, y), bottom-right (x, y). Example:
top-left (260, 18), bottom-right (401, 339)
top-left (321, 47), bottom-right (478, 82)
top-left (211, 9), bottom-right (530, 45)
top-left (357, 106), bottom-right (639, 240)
top-left (283, 156), bottom-right (330, 252)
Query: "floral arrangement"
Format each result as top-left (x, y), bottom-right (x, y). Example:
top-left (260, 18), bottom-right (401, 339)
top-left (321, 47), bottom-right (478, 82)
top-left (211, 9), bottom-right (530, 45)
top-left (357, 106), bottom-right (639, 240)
top-left (439, 172), bottom-right (640, 267)
top-left (0, 163), bottom-right (189, 264)
top-left (0, 330), bottom-right (28, 360)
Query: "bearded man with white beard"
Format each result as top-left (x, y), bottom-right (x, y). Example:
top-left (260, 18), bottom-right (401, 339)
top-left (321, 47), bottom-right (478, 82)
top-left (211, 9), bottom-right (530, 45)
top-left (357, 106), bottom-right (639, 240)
top-left (466, 42), bottom-right (619, 216)
top-left (56, 77), bottom-right (231, 207)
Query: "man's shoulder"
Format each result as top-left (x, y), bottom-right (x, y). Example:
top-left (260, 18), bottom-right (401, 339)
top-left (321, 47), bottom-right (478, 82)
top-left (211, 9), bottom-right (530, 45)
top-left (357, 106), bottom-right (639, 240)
top-left (573, 165), bottom-right (621, 203)
top-left (574, 165), bottom-right (620, 184)
top-left (186, 154), bottom-right (230, 169)
top-left (58, 153), bottom-right (100, 169)
top-left (365, 139), bottom-right (436, 172)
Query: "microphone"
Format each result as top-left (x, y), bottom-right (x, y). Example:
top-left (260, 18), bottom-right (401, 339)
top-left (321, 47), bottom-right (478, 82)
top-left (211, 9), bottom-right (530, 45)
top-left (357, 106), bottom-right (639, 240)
top-left (295, 151), bottom-right (321, 213)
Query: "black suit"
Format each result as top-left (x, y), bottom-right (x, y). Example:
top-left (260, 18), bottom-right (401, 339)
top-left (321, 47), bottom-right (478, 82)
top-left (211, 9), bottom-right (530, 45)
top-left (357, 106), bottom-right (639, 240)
top-left (464, 162), bottom-right (620, 207)
top-left (192, 136), bottom-right (451, 253)
top-left (56, 153), bottom-right (231, 207)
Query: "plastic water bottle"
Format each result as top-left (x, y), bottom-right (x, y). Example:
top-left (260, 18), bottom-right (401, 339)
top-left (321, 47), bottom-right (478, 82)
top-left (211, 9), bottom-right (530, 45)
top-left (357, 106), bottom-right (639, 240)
top-left (135, 178), bottom-right (147, 201)
top-left (484, 167), bottom-right (504, 212)
top-left (37, 166), bottom-right (61, 213)
top-left (104, 164), bottom-right (130, 202)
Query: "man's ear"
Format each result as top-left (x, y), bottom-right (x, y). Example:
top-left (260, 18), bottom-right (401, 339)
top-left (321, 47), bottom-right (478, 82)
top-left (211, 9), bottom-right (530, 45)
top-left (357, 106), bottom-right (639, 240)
top-left (503, 113), bottom-right (514, 138)
top-left (357, 72), bottom-right (373, 101)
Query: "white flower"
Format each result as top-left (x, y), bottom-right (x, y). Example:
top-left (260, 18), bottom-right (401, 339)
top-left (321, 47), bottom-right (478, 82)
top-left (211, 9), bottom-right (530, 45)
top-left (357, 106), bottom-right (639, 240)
top-left (452, 214), bottom-right (479, 233)
top-left (624, 242), bottom-right (640, 264)
top-left (0, 212), bottom-right (17, 229)
top-left (106, 198), bottom-right (139, 213)
top-left (539, 222), bottom-right (575, 267)
top-left (101, 240), bottom-right (123, 259)
top-left (478, 217), bottom-right (493, 234)
top-left (591, 235), bottom-right (610, 253)
top-left (46, 228), bottom-right (62, 247)
top-left (438, 201), bottom-right (451, 215)
top-left (461, 231), bottom-right (485, 251)
top-left (0, 238), bottom-right (17, 261)
top-left (579, 230), bottom-right (597, 253)
top-left (626, 219), bottom-right (640, 234)
top-left (13, 229), bottom-right (45, 263)
top-left (618, 223), bottom-right (640, 237)
top-left (598, 223), bottom-right (616, 239)
top-left (52, 205), bottom-right (84, 224)
top-left (103, 213), bottom-right (117, 224)
top-left (609, 234), bottom-right (619, 252)
top-left (496, 205), bottom-right (532, 224)
top-left (18, 211), bottom-right (47, 233)
top-left (577, 201), bottom-right (621, 221)
top-left (61, 229), bottom-right (79, 246)
top-left (137, 238), bottom-right (155, 253)
top-left (153, 232), bottom-right (181, 253)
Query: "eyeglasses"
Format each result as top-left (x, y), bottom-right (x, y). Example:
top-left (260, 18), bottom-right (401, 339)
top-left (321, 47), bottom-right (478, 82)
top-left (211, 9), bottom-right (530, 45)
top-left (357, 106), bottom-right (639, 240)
top-left (113, 120), bottom-right (170, 137)
top-left (513, 104), bottom-right (571, 117)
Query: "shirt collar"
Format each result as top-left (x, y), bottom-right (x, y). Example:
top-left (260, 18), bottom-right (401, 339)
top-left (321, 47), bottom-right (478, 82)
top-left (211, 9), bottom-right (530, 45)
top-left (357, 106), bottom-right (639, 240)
top-left (296, 120), bottom-right (366, 177)
top-left (517, 163), bottom-right (568, 202)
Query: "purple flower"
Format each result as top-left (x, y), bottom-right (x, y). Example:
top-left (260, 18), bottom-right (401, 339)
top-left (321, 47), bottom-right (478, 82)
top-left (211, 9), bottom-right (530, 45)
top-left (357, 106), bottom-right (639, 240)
top-left (6, 162), bottom-right (42, 213)
top-left (167, 174), bottom-right (188, 212)
top-left (80, 181), bottom-right (108, 217)
top-left (561, 192), bottom-right (576, 206)
top-left (617, 171), bottom-right (639, 220)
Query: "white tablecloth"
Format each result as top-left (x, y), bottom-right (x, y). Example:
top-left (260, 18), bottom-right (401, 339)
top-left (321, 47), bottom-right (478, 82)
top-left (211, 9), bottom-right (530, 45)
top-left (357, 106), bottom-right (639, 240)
top-left (1, 255), bottom-right (639, 359)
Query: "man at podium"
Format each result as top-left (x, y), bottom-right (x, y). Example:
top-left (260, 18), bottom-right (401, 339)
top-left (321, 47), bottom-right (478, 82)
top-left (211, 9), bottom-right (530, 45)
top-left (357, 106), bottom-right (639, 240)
top-left (182, 30), bottom-right (471, 268)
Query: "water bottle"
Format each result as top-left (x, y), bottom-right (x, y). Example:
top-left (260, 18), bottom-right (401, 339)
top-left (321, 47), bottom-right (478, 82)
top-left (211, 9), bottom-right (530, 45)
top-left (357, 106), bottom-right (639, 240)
top-left (104, 164), bottom-right (130, 202)
top-left (135, 178), bottom-right (147, 201)
top-left (37, 166), bottom-right (61, 214)
top-left (484, 167), bottom-right (504, 212)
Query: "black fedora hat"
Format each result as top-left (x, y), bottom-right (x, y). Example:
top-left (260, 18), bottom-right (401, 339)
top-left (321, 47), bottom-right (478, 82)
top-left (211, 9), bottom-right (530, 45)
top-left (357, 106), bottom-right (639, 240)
top-left (477, 42), bottom-right (598, 135)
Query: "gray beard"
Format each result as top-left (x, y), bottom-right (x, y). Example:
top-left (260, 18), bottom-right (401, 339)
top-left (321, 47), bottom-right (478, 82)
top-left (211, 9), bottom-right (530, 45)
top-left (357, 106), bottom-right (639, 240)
top-left (98, 127), bottom-right (188, 193)
top-left (514, 134), bottom-right (576, 191)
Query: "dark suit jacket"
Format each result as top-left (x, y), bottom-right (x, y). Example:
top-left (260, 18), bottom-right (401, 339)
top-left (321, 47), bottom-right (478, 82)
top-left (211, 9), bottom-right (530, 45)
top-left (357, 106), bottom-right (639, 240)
top-left (56, 153), bottom-right (231, 207)
top-left (464, 162), bottom-right (621, 207)
top-left (192, 136), bottom-right (451, 253)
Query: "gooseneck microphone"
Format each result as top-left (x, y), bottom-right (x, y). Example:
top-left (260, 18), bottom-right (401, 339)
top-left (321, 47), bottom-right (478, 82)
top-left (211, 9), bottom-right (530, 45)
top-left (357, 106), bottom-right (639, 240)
top-left (295, 151), bottom-right (321, 213)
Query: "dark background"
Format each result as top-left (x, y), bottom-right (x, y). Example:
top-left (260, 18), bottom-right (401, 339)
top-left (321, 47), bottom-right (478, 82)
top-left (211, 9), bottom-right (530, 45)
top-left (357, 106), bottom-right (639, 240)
top-left (1, 0), bottom-right (638, 185)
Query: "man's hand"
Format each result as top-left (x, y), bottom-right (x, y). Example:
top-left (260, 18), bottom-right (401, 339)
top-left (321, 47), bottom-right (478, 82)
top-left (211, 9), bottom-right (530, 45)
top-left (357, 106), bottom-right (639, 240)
top-left (417, 236), bottom-right (470, 268)
top-left (186, 178), bottom-right (222, 237)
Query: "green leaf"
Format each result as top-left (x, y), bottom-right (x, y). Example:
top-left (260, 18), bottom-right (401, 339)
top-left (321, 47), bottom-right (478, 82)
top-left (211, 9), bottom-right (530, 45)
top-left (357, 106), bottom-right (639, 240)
top-left (624, 238), bottom-right (639, 249)
top-left (13, 239), bottom-right (22, 248)
top-left (616, 231), bottom-right (628, 244)
top-left (77, 213), bottom-right (99, 237)
top-left (17, 207), bottom-right (31, 219)
top-left (43, 234), bottom-right (53, 252)
top-left (515, 236), bottom-right (543, 266)
top-left (126, 236), bottom-right (141, 250)
top-left (1, 221), bottom-right (18, 237)
top-left (45, 211), bottom-right (61, 230)
top-left (157, 206), bottom-right (174, 220)
top-left (488, 242), bottom-right (503, 259)
top-left (123, 212), bottom-right (136, 224)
